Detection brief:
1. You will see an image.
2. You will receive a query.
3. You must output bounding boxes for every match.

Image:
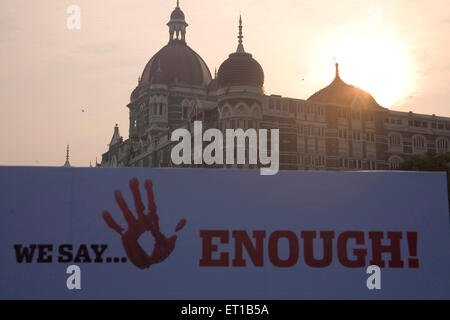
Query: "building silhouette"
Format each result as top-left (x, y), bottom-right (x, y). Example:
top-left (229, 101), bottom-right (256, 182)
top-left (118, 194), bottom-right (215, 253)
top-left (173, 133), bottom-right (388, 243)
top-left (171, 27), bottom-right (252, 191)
top-left (101, 2), bottom-right (450, 170)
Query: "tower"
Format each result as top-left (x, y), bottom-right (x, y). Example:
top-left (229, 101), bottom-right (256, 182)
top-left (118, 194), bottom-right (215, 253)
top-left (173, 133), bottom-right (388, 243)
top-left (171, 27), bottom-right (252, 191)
top-left (167, 1), bottom-right (188, 43)
top-left (63, 145), bottom-right (71, 167)
top-left (216, 16), bottom-right (265, 131)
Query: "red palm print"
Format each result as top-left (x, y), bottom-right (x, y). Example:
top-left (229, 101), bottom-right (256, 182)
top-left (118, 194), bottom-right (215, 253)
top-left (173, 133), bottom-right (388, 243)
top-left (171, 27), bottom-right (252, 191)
top-left (102, 178), bottom-right (186, 269)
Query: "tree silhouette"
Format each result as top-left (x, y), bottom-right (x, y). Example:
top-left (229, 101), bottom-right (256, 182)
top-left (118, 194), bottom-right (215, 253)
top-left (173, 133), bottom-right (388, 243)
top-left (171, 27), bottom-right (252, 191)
top-left (398, 151), bottom-right (450, 210)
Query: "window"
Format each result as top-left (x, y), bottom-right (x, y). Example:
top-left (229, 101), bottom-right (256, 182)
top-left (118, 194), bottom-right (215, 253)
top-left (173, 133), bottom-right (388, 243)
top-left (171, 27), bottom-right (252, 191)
top-left (412, 135), bottom-right (426, 152)
top-left (316, 155), bottom-right (325, 167)
top-left (182, 106), bottom-right (189, 119)
top-left (353, 130), bottom-right (361, 140)
top-left (389, 156), bottom-right (403, 169)
top-left (436, 138), bottom-right (449, 153)
top-left (319, 106), bottom-right (324, 116)
top-left (388, 133), bottom-right (402, 146)
top-left (298, 155), bottom-right (304, 165)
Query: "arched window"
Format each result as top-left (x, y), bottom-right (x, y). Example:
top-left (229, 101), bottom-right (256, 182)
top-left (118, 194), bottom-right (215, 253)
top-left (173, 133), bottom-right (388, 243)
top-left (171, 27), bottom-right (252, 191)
top-left (181, 99), bottom-right (192, 120)
top-left (412, 135), bottom-right (427, 152)
top-left (389, 156), bottom-right (403, 169)
top-left (388, 132), bottom-right (402, 146)
top-left (436, 137), bottom-right (449, 153)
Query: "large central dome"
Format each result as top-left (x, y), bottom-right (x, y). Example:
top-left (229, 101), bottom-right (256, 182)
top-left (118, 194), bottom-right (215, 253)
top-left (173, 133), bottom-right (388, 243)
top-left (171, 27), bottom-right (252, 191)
top-left (137, 2), bottom-right (212, 89)
top-left (140, 40), bottom-right (212, 87)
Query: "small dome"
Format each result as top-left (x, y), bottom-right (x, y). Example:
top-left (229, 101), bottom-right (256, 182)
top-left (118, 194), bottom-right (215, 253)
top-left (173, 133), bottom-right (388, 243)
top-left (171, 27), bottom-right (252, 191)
top-left (170, 7), bottom-right (185, 20)
top-left (217, 52), bottom-right (264, 89)
top-left (216, 15), bottom-right (264, 89)
top-left (308, 63), bottom-right (382, 108)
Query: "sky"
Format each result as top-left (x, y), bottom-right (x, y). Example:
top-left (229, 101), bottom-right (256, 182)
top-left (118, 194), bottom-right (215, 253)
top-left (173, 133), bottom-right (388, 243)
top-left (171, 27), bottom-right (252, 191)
top-left (0, 0), bottom-right (449, 166)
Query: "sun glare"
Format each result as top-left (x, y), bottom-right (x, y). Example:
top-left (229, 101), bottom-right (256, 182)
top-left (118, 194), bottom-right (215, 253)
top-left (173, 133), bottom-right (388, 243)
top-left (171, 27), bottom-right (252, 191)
top-left (313, 7), bottom-right (416, 108)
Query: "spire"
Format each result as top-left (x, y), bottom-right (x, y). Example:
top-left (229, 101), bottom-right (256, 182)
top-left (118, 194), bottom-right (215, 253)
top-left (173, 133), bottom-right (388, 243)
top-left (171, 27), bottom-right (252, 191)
top-left (110, 123), bottom-right (122, 146)
top-left (335, 62), bottom-right (339, 77)
top-left (177, 0), bottom-right (179, 7)
top-left (63, 144), bottom-right (71, 167)
top-left (236, 15), bottom-right (245, 53)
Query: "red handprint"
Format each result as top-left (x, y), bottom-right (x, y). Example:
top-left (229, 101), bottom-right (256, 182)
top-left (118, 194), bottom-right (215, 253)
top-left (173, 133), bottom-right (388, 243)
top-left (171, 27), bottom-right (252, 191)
top-left (102, 178), bottom-right (186, 269)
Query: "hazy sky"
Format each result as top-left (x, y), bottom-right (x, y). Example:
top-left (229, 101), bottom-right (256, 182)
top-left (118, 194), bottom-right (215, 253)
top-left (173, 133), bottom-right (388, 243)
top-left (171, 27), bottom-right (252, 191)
top-left (0, 0), bottom-right (449, 166)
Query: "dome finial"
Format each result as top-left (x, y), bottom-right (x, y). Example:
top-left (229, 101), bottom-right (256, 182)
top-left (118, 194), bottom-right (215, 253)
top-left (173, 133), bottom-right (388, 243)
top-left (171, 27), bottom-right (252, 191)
top-left (177, 0), bottom-right (180, 7)
top-left (334, 57), bottom-right (339, 77)
top-left (236, 14), bottom-right (245, 53)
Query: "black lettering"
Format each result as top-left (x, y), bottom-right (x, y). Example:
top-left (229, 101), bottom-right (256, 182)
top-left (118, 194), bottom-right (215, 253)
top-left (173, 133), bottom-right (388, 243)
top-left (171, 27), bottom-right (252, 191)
top-left (14, 244), bottom-right (36, 263)
top-left (74, 244), bottom-right (92, 263)
top-left (37, 245), bottom-right (53, 263)
top-left (58, 244), bottom-right (73, 263)
top-left (91, 244), bottom-right (108, 263)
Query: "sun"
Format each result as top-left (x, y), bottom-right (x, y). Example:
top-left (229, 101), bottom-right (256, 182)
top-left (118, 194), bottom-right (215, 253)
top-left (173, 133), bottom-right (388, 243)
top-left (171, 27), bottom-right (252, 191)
top-left (313, 7), bottom-right (416, 108)
top-left (333, 33), bottom-right (415, 107)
